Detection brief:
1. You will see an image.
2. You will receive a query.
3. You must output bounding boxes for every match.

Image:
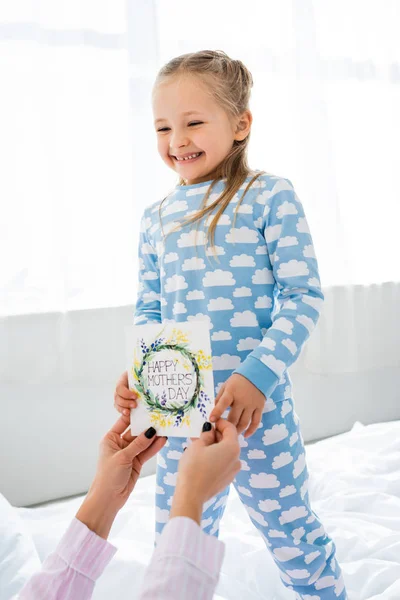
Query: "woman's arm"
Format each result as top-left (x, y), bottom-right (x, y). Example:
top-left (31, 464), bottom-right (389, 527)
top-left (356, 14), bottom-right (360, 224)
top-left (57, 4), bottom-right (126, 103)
top-left (18, 420), bottom-right (166, 600)
top-left (138, 420), bottom-right (241, 600)
top-left (18, 518), bottom-right (116, 600)
top-left (137, 516), bottom-right (225, 600)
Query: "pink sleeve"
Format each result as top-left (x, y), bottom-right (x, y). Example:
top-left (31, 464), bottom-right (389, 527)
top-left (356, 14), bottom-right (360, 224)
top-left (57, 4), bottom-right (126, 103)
top-left (18, 518), bottom-right (117, 600)
top-left (138, 517), bottom-right (225, 600)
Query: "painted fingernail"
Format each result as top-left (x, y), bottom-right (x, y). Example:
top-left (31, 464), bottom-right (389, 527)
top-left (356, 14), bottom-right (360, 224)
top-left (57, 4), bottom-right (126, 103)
top-left (130, 403), bottom-right (136, 408)
top-left (202, 422), bottom-right (212, 432)
top-left (123, 409), bottom-right (129, 415)
top-left (145, 427), bottom-right (156, 439)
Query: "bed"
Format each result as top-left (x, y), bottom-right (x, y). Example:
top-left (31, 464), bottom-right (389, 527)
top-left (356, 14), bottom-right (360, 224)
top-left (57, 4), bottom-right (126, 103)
top-left (1, 283), bottom-right (400, 599)
top-left (0, 420), bottom-right (396, 599)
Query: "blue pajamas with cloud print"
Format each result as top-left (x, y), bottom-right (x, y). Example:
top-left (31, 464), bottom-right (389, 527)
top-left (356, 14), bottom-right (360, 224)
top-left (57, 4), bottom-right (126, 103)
top-left (134, 172), bottom-right (347, 598)
top-left (156, 396), bottom-right (347, 599)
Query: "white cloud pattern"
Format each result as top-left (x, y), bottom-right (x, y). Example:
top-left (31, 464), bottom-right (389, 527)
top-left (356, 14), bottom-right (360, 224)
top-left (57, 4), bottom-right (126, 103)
top-left (182, 257), bottom-right (206, 271)
top-left (203, 270), bottom-right (236, 287)
top-left (230, 254), bottom-right (256, 267)
top-left (139, 175), bottom-right (334, 588)
top-left (249, 473), bottom-right (281, 489)
top-left (212, 330), bottom-right (232, 341)
top-left (226, 227), bottom-right (259, 244)
top-left (208, 297), bottom-right (234, 311)
top-left (262, 424), bottom-right (289, 446)
top-left (231, 310), bottom-right (259, 327)
top-left (233, 286), bottom-right (252, 297)
top-left (277, 201), bottom-right (298, 219)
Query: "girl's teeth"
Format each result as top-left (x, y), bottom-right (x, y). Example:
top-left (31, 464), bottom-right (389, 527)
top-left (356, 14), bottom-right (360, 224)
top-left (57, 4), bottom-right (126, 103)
top-left (177, 153), bottom-right (201, 161)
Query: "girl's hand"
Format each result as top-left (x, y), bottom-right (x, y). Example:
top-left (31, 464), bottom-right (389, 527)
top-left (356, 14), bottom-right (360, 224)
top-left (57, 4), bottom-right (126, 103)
top-left (114, 370), bottom-right (138, 424)
top-left (171, 420), bottom-right (241, 524)
top-left (209, 374), bottom-right (265, 438)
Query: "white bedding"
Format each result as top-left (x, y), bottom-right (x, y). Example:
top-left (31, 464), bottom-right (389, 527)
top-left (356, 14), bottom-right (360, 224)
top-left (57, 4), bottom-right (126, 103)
top-left (17, 420), bottom-right (400, 600)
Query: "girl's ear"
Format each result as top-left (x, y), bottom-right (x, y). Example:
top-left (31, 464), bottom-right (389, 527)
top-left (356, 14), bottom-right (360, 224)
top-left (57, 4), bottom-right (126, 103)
top-left (234, 110), bottom-right (253, 141)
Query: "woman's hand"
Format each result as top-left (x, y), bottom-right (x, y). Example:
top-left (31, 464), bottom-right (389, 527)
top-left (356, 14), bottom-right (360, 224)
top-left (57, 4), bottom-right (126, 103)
top-left (114, 370), bottom-right (138, 423)
top-left (76, 417), bottom-right (166, 538)
top-left (209, 374), bottom-right (265, 437)
top-left (170, 419), bottom-right (241, 525)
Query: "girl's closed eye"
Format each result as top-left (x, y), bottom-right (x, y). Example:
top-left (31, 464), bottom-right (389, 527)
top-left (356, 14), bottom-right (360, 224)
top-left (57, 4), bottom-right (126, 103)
top-left (156, 122), bottom-right (203, 133)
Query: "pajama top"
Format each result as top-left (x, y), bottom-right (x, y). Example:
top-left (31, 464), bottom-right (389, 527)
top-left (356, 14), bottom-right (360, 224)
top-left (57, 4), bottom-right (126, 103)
top-left (18, 516), bottom-right (224, 600)
top-left (134, 172), bottom-right (324, 401)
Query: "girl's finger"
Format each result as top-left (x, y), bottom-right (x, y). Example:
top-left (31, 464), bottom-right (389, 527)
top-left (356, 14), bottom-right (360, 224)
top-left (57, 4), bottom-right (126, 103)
top-left (209, 392), bottom-right (233, 423)
top-left (236, 409), bottom-right (252, 434)
top-left (116, 371), bottom-right (131, 390)
top-left (213, 383), bottom-right (226, 405)
top-left (114, 403), bottom-right (131, 417)
top-left (114, 395), bottom-right (137, 409)
top-left (115, 385), bottom-right (137, 401)
top-left (244, 408), bottom-right (262, 438)
top-left (227, 407), bottom-right (243, 428)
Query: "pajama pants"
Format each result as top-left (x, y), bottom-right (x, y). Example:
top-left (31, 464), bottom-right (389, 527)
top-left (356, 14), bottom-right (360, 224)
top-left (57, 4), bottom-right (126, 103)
top-left (155, 397), bottom-right (347, 600)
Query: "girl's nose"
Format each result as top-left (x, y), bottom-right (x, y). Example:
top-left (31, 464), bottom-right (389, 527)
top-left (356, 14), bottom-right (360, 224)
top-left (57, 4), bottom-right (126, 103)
top-left (170, 131), bottom-right (189, 151)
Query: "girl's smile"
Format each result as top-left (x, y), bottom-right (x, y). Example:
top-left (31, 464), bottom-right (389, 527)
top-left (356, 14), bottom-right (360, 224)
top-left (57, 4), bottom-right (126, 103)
top-left (171, 151), bottom-right (204, 165)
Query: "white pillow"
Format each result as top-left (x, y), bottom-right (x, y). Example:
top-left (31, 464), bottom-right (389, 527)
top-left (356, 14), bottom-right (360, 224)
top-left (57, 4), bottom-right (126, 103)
top-left (0, 492), bottom-right (41, 599)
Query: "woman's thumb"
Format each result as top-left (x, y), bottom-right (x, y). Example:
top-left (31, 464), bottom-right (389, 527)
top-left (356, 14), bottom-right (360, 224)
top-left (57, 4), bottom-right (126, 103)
top-left (198, 422), bottom-right (216, 447)
top-left (122, 428), bottom-right (157, 460)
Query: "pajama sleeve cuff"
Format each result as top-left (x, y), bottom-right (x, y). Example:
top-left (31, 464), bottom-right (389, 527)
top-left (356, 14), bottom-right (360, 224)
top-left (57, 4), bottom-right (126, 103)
top-left (156, 517), bottom-right (225, 579)
top-left (56, 517), bottom-right (117, 581)
top-left (234, 355), bottom-right (280, 399)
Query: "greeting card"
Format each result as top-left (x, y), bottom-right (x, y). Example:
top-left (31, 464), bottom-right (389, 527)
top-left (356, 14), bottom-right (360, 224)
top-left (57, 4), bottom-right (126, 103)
top-left (126, 321), bottom-right (215, 437)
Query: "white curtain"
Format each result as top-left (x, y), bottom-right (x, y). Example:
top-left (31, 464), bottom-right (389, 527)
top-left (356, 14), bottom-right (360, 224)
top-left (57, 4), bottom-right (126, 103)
top-left (1, 0), bottom-right (399, 317)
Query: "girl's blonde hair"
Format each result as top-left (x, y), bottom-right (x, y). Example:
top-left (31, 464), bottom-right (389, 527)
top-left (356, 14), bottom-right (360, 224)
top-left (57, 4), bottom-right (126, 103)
top-left (155, 50), bottom-right (264, 253)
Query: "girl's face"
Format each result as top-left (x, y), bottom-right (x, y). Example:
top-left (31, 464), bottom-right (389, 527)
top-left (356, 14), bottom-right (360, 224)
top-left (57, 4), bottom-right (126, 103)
top-left (153, 75), bottom-right (249, 185)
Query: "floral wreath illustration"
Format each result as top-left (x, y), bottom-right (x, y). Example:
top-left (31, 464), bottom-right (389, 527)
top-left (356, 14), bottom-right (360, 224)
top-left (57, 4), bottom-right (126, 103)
top-left (131, 326), bottom-right (212, 427)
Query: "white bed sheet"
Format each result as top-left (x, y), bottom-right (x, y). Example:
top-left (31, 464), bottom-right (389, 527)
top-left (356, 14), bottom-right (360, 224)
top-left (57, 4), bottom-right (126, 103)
top-left (17, 420), bottom-right (400, 600)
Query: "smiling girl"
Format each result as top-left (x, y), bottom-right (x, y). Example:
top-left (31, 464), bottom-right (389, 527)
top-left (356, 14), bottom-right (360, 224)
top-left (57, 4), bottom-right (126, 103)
top-left (115, 50), bottom-right (347, 599)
